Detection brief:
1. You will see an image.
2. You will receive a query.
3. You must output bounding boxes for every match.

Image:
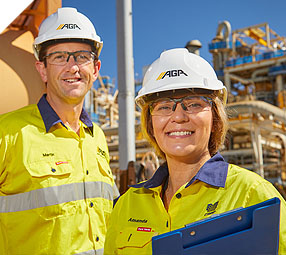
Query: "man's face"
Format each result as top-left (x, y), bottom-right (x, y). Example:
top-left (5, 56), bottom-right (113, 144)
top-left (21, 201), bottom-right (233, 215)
top-left (36, 42), bottom-right (101, 105)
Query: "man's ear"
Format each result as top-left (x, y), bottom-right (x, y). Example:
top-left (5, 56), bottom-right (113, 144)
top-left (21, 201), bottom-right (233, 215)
top-left (35, 61), bottom-right (48, 83)
top-left (93, 60), bottom-right (101, 81)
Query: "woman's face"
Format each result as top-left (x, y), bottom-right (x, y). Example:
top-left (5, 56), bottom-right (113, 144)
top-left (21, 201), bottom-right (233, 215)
top-left (151, 93), bottom-right (213, 163)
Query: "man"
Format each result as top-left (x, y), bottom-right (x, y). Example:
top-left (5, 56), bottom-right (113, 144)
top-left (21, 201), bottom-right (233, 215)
top-left (0, 7), bottom-right (119, 255)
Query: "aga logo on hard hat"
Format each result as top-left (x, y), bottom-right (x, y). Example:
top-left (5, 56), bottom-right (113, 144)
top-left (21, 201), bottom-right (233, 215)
top-left (156, 69), bottom-right (188, 80)
top-left (56, 24), bottom-right (81, 30)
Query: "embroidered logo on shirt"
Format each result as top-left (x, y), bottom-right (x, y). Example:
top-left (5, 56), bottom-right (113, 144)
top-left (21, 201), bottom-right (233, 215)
top-left (204, 201), bottom-right (219, 216)
top-left (128, 218), bottom-right (148, 223)
top-left (137, 227), bottom-right (151, 232)
top-left (97, 147), bottom-right (107, 159)
top-left (55, 161), bottom-right (69, 165)
top-left (42, 153), bottom-right (54, 157)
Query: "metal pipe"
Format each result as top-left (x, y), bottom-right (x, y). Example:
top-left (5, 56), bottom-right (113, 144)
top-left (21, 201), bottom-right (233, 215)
top-left (216, 20), bottom-right (231, 45)
top-left (224, 71), bottom-right (231, 92)
top-left (251, 125), bottom-right (264, 178)
top-left (276, 74), bottom-right (283, 93)
top-left (251, 68), bottom-right (269, 79)
top-left (227, 100), bottom-right (286, 124)
top-left (116, 0), bottom-right (136, 170)
top-left (228, 73), bottom-right (269, 85)
top-left (232, 22), bottom-right (268, 34)
top-left (265, 23), bottom-right (271, 49)
top-left (225, 57), bottom-right (286, 73)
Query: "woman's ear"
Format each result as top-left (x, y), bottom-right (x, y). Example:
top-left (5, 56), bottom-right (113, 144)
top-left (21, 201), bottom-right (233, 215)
top-left (211, 121), bottom-right (215, 133)
top-left (149, 118), bottom-right (155, 137)
top-left (92, 60), bottom-right (101, 82)
top-left (35, 61), bottom-right (48, 83)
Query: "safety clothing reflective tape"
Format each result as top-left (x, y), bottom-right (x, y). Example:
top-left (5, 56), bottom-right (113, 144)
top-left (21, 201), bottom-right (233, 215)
top-left (0, 181), bottom-right (114, 213)
top-left (75, 248), bottom-right (103, 255)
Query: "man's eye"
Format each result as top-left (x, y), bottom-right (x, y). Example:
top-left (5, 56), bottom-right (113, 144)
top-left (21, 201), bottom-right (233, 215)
top-left (78, 54), bottom-right (88, 59)
top-left (53, 54), bottom-right (66, 60)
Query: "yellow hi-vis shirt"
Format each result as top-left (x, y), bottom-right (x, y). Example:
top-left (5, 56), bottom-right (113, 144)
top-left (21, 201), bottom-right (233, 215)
top-left (104, 153), bottom-right (286, 255)
top-left (0, 95), bottom-right (119, 255)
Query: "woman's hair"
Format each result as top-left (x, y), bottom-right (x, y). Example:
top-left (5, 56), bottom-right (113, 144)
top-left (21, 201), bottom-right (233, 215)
top-left (140, 90), bottom-right (229, 159)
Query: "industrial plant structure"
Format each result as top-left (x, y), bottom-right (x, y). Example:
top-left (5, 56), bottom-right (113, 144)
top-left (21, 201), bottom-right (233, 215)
top-left (1, 1), bottom-right (285, 196)
top-left (208, 21), bottom-right (286, 197)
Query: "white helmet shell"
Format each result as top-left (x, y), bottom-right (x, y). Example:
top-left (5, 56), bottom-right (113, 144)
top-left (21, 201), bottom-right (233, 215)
top-left (33, 7), bottom-right (103, 60)
top-left (135, 48), bottom-right (227, 107)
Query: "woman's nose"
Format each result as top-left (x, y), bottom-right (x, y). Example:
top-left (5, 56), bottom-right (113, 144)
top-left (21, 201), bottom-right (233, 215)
top-left (170, 103), bottom-right (189, 122)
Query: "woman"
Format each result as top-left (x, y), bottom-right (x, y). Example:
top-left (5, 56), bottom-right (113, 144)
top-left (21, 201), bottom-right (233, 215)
top-left (104, 48), bottom-right (286, 254)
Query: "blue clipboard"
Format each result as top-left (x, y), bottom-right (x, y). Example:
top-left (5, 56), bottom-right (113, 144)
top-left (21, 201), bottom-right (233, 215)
top-left (152, 197), bottom-right (280, 255)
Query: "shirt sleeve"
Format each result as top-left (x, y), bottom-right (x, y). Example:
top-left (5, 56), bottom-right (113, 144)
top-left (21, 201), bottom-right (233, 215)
top-left (246, 180), bottom-right (286, 254)
top-left (99, 128), bottom-right (120, 199)
top-left (0, 130), bottom-right (8, 185)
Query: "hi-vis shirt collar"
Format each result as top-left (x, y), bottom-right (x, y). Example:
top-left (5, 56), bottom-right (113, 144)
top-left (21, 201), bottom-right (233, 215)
top-left (37, 94), bottom-right (93, 134)
top-left (131, 153), bottom-right (229, 189)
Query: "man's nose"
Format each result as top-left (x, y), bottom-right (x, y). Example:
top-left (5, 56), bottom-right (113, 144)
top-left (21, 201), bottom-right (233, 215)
top-left (66, 54), bottom-right (78, 64)
top-left (65, 55), bottom-right (80, 72)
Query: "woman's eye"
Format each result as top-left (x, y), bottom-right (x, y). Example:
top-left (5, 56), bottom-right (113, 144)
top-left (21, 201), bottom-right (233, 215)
top-left (153, 102), bottom-right (172, 111)
top-left (189, 103), bottom-right (202, 108)
top-left (185, 101), bottom-right (197, 107)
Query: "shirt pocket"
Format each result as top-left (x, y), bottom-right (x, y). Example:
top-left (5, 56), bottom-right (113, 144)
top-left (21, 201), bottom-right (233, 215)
top-left (26, 159), bottom-right (78, 220)
top-left (27, 158), bottom-right (72, 186)
top-left (116, 227), bottom-right (156, 255)
top-left (96, 155), bottom-right (113, 178)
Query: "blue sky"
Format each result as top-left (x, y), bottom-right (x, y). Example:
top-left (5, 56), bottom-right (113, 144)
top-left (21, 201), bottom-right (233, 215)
top-left (62, 0), bottom-right (286, 86)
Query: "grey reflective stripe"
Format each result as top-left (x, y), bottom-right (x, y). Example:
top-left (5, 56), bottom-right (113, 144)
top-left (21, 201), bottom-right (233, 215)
top-left (112, 183), bottom-right (120, 199)
top-left (0, 181), bottom-right (114, 213)
top-left (75, 248), bottom-right (104, 255)
top-left (85, 181), bottom-right (114, 200)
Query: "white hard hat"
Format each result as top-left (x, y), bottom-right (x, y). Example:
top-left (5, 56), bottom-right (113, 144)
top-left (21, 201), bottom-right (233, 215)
top-left (135, 48), bottom-right (227, 107)
top-left (33, 7), bottom-right (103, 60)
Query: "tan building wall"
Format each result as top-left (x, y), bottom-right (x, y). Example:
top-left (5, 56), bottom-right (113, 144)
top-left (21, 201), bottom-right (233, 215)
top-left (0, 0), bottom-right (61, 114)
top-left (0, 30), bottom-right (45, 114)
